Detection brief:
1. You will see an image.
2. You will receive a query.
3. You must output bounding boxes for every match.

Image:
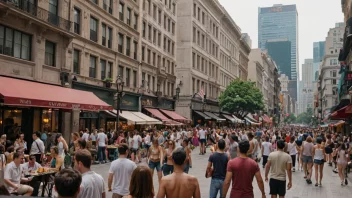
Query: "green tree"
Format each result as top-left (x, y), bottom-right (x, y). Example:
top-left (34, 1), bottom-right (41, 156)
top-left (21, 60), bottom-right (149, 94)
top-left (296, 108), bottom-right (314, 124)
top-left (284, 113), bottom-right (296, 124)
top-left (219, 79), bottom-right (264, 118)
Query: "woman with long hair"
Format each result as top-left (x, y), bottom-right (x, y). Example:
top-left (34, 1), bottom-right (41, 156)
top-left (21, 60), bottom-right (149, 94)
top-left (147, 138), bottom-right (163, 183)
top-left (312, 137), bottom-right (326, 187)
top-left (337, 143), bottom-right (348, 186)
top-left (127, 166), bottom-right (154, 198)
top-left (302, 136), bottom-right (314, 184)
top-left (163, 140), bottom-right (175, 176)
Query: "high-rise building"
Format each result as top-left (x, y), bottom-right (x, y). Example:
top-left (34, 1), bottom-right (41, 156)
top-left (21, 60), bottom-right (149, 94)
top-left (313, 41), bottom-right (325, 80)
top-left (258, 4), bottom-right (298, 104)
top-left (266, 39), bottom-right (291, 78)
top-left (298, 59), bottom-right (314, 114)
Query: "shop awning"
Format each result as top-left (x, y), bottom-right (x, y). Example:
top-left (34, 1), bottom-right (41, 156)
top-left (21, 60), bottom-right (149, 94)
top-left (159, 109), bottom-right (191, 122)
top-left (194, 111), bottom-right (211, 120)
top-left (329, 120), bottom-right (345, 127)
top-left (0, 76), bottom-right (112, 111)
top-left (104, 110), bottom-right (116, 117)
top-left (111, 110), bottom-right (148, 125)
top-left (145, 108), bottom-right (170, 121)
top-left (232, 115), bottom-right (244, 123)
top-left (245, 117), bottom-right (261, 125)
top-left (204, 112), bottom-right (226, 121)
top-left (330, 106), bottom-right (349, 120)
top-left (130, 112), bottom-right (163, 125)
top-left (262, 114), bottom-right (272, 123)
top-left (221, 114), bottom-right (236, 123)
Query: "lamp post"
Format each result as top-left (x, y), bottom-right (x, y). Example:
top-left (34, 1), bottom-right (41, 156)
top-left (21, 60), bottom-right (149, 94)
top-left (175, 86), bottom-right (180, 101)
top-left (115, 75), bottom-right (124, 132)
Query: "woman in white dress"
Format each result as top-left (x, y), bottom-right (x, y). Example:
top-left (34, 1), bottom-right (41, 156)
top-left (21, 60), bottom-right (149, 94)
top-left (55, 134), bottom-right (68, 169)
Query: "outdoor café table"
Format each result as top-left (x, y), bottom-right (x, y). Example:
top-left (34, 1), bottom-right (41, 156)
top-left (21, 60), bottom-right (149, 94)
top-left (107, 146), bottom-right (118, 161)
top-left (28, 170), bottom-right (57, 197)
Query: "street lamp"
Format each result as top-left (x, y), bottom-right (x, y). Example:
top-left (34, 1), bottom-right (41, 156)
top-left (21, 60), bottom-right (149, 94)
top-left (115, 75), bottom-right (124, 132)
top-left (175, 86), bottom-right (180, 101)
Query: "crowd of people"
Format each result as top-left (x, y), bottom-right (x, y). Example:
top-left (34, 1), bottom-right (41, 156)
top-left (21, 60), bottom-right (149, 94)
top-left (0, 125), bottom-right (350, 198)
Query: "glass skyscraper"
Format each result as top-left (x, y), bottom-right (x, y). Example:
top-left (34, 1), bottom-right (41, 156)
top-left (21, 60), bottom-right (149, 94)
top-left (313, 41), bottom-right (325, 81)
top-left (258, 4), bottom-right (298, 81)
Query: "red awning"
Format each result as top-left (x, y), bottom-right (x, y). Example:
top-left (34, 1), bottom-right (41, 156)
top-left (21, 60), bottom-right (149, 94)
top-left (145, 108), bottom-right (170, 121)
top-left (0, 77), bottom-right (112, 111)
top-left (330, 106), bottom-right (349, 120)
top-left (263, 114), bottom-right (272, 123)
top-left (159, 109), bottom-right (191, 122)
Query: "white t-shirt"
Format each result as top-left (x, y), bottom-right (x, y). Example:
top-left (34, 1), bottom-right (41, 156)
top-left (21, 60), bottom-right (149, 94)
top-left (132, 135), bottom-right (141, 149)
top-left (287, 142), bottom-right (297, 155)
top-left (82, 133), bottom-right (89, 141)
top-left (262, 142), bottom-right (272, 156)
top-left (4, 162), bottom-right (22, 192)
top-left (109, 158), bottom-right (137, 195)
top-left (78, 171), bottom-right (105, 198)
top-left (199, 130), bottom-right (206, 139)
top-left (30, 139), bottom-right (45, 155)
top-left (97, 133), bottom-right (107, 147)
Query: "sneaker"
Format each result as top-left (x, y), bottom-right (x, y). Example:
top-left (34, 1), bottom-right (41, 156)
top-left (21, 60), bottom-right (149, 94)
top-left (345, 179), bottom-right (348, 185)
top-left (341, 181), bottom-right (344, 186)
top-left (292, 168), bottom-right (296, 172)
top-left (319, 183), bottom-right (322, 187)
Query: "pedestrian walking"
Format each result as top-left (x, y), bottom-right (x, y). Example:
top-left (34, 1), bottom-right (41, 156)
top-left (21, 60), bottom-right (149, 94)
top-left (108, 143), bottom-right (137, 198)
top-left (222, 140), bottom-right (266, 198)
top-left (287, 136), bottom-right (297, 172)
top-left (206, 139), bottom-right (229, 198)
top-left (96, 128), bottom-right (108, 164)
top-left (312, 137), bottom-right (326, 187)
top-left (261, 136), bottom-right (273, 168)
top-left (163, 140), bottom-right (176, 176)
top-left (182, 139), bottom-right (192, 173)
top-left (74, 149), bottom-right (105, 198)
top-left (302, 136), bottom-right (314, 184)
top-left (265, 140), bottom-right (292, 198)
top-left (54, 169), bottom-right (82, 198)
top-left (157, 148), bottom-right (201, 198)
top-left (337, 143), bottom-right (348, 186)
top-left (148, 138), bottom-right (163, 183)
top-left (127, 166), bottom-right (154, 198)
top-left (199, 127), bottom-right (207, 155)
top-left (228, 134), bottom-right (239, 159)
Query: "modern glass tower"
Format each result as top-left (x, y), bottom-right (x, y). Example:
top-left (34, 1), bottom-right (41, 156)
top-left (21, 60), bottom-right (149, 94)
top-left (258, 4), bottom-right (298, 81)
top-left (313, 41), bottom-right (325, 81)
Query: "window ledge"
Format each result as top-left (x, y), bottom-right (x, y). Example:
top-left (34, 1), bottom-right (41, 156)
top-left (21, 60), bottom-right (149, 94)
top-left (0, 54), bottom-right (35, 66)
top-left (43, 65), bottom-right (60, 71)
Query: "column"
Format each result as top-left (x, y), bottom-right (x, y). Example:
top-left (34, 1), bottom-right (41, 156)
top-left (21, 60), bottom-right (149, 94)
top-left (61, 111), bottom-right (72, 142)
top-left (97, 56), bottom-right (101, 80)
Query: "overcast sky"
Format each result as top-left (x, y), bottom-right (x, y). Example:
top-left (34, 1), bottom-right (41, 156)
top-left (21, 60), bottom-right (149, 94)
top-left (218, 0), bottom-right (344, 78)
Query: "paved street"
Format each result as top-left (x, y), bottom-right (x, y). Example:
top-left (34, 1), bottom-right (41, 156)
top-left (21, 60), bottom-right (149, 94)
top-left (92, 147), bottom-right (352, 198)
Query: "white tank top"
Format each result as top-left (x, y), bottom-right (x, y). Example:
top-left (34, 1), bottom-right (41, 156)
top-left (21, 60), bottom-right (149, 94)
top-left (314, 147), bottom-right (324, 160)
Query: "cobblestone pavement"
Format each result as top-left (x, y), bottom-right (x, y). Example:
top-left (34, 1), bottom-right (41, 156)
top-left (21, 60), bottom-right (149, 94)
top-left (92, 147), bottom-right (352, 198)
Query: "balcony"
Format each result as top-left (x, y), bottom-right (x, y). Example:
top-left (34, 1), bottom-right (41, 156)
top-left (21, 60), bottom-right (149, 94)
top-left (0, 0), bottom-right (73, 36)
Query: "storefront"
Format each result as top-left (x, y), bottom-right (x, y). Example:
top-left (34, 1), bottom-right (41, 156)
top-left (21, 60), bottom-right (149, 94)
top-left (0, 76), bottom-right (112, 145)
top-left (191, 98), bottom-right (221, 127)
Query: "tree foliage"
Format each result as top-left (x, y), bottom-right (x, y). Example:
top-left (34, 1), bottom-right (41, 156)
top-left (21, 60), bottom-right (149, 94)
top-left (219, 79), bottom-right (264, 118)
top-left (284, 113), bottom-right (296, 124)
top-left (296, 108), bottom-right (313, 124)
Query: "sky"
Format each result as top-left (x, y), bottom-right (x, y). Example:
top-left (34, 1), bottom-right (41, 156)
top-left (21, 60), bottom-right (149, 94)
top-left (218, 0), bottom-right (344, 79)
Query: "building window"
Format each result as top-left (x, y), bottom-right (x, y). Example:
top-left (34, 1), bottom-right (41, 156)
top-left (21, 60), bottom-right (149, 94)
top-left (193, 3), bottom-right (196, 17)
top-left (158, 9), bottom-right (162, 24)
top-left (153, 28), bottom-right (157, 44)
top-left (142, 21), bottom-right (146, 38)
top-left (108, 27), bottom-right (112, 49)
top-left (104, 0), bottom-right (112, 14)
top-left (126, 8), bottom-right (131, 25)
top-left (133, 41), bottom-right (138, 60)
top-left (158, 32), bottom-right (161, 46)
top-left (100, 59), bottom-right (106, 80)
top-left (102, 23), bottom-right (106, 46)
top-left (118, 33), bottom-right (124, 53)
top-left (152, 76), bottom-right (155, 91)
top-left (142, 46), bottom-right (145, 61)
top-left (90, 16), bottom-right (98, 42)
top-left (45, 40), bottom-right (55, 66)
top-left (164, 15), bottom-right (167, 29)
top-left (107, 62), bottom-right (112, 78)
top-left (119, 2), bottom-right (124, 21)
top-left (48, 0), bottom-right (58, 25)
top-left (91, 0), bottom-right (97, 4)
top-left (0, 25), bottom-right (31, 61)
top-left (73, 49), bottom-right (80, 74)
top-left (126, 37), bottom-right (131, 56)
top-left (192, 52), bottom-right (195, 68)
top-left (133, 70), bottom-right (137, 88)
top-left (148, 24), bottom-right (152, 40)
top-left (172, 3), bottom-right (176, 14)
top-left (118, 65), bottom-right (124, 78)
top-left (134, 14), bottom-right (138, 30)
top-left (171, 22), bottom-right (175, 34)
top-left (153, 4), bottom-right (157, 20)
top-left (126, 68), bottom-right (130, 87)
top-left (89, 56), bottom-right (97, 78)
top-left (332, 79), bottom-right (337, 85)
top-left (73, 8), bottom-right (81, 34)
top-left (147, 49), bottom-right (151, 63)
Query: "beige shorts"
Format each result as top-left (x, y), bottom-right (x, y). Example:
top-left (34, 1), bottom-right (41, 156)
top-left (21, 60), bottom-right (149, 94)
top-left (17, 184), bottom-right (33, 195)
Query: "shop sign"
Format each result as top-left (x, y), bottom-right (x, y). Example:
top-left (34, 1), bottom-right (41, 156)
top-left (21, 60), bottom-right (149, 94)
top-left (158, 99), bottom-right (175, 110)
top-left (141, 96), bottom-right (157, 107)
top-left (120, 95), bottom-right (139, 111)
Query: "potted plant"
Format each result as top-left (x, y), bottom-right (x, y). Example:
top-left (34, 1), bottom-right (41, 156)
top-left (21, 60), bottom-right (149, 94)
top-left (103, 78), bottom-right (113, 88)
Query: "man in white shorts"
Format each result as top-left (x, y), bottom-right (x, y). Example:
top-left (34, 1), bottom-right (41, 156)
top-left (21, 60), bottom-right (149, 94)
top-left (4, 152), bottom-right (33, 196)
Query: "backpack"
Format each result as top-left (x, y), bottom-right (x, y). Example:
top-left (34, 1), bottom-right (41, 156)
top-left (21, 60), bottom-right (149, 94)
top-left (298, 135), bottom-right (303, 141)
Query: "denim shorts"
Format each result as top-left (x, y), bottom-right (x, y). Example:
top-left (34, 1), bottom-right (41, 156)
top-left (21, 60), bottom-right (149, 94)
top-left (148, 161), bottom-right (161, 171)
top-left (302, 155), bottom-right (313, 163)
top-left (314, 159), bottom-right (324, 165)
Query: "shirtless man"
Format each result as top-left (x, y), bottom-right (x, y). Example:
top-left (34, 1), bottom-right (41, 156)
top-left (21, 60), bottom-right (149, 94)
top-left (157, 148), bottom-right (200, 198)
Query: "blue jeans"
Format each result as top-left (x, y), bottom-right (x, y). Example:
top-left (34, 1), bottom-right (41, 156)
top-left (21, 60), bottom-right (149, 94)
top-left (209, 178), bottom-right (224, 198)
top-left (98, 146), bottom-right (106, 162)
top-left (163, 164), bottom-right (174, 176)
